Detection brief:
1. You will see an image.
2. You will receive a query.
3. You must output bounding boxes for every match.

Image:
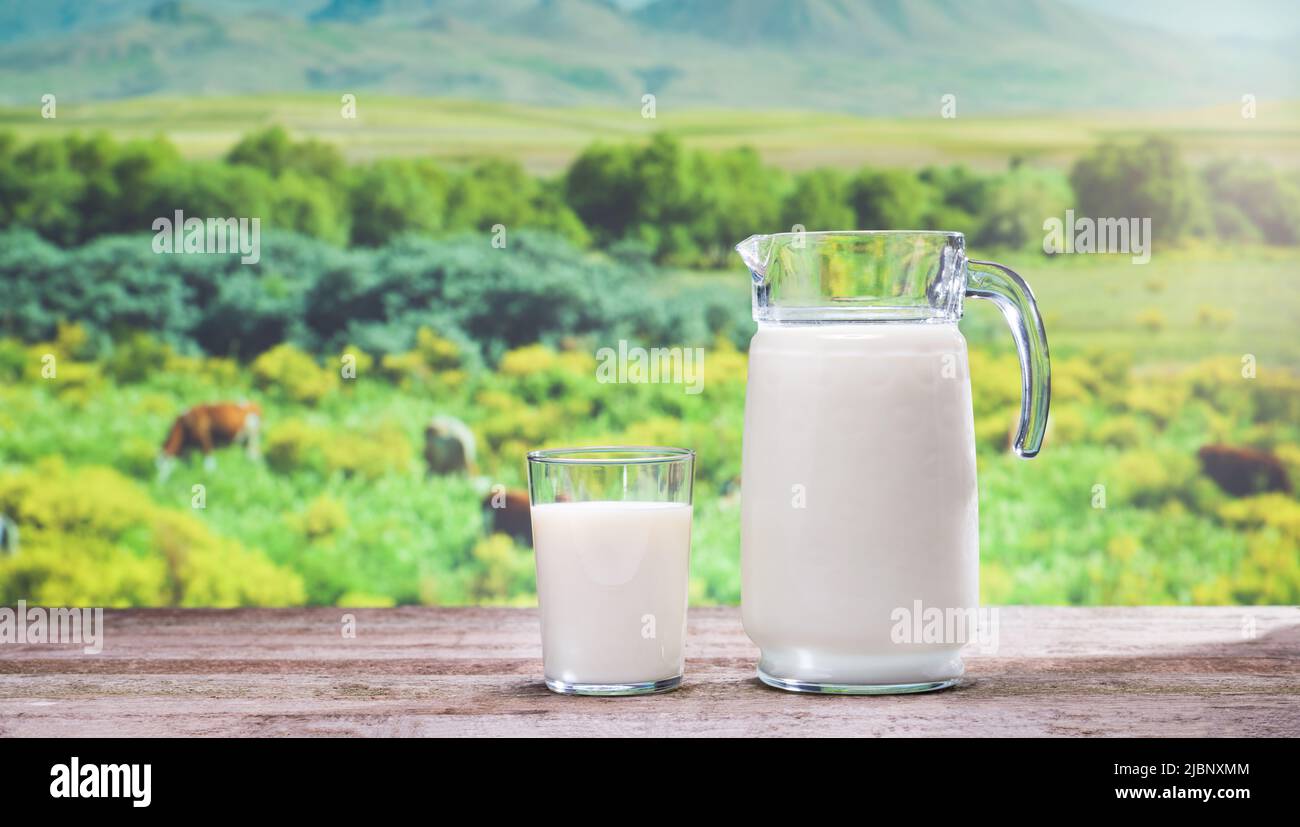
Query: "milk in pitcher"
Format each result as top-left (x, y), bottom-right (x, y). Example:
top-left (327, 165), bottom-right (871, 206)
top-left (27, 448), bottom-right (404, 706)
top-left (741, 322), bottom-right (979, 689)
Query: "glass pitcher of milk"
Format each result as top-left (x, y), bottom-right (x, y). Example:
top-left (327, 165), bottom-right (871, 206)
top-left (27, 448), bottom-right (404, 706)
top-left (734, 231), bottom-right (1049, 694)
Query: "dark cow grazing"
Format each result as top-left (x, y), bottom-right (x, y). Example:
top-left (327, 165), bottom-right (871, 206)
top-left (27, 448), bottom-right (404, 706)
top-left (425, 415), bottom-right (477, 476)
top-left (158, 401), bottom-right (262, 481)
top-left (483, 487), bottom-right (532, 547)
top-left (0, 515), bottom-right (17, 556)
top-left (1197, 444), bottom-right (1291, 497)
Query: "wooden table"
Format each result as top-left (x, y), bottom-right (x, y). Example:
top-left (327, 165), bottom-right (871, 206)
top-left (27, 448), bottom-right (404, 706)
top-left (1, 607), bottom-right (1297, 737)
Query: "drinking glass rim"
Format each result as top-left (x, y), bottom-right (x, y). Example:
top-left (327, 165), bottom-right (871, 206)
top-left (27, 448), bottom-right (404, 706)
top-left (527, 446), bottom-right (695, 465)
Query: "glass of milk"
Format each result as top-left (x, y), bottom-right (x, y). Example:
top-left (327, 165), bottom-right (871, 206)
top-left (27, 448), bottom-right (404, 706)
top-left (526, 446), bottom-right (695, 696)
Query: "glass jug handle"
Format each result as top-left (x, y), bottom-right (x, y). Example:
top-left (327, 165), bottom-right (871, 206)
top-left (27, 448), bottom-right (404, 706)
top-left (965, 260), bottom-right (1051, 458)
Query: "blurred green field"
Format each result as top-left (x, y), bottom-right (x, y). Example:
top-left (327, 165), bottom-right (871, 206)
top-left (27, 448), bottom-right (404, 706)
top-left (993, 246), bottom-right (1300, 367)
top-left (677, 245), bottom-right (1300, 368)
top-left (3, 94), bottom-right (1298, 173)
top-left (2, 247), bottom-right (1297, 608)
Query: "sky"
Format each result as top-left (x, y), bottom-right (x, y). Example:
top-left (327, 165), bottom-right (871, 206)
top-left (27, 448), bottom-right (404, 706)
top-left (1066, 0), bottom-right (1300, 40)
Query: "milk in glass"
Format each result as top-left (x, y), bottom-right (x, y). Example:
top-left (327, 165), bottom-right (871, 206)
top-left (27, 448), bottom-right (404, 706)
top-left (531, 501), bottom-right (692, 686)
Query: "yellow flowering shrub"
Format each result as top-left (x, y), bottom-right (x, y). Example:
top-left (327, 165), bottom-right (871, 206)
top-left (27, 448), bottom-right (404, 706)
top-left (323, 422), bottom-right (413, 479)
top-left (470, 533), bottom-right (535, 603)
top-left (265, 418), bottom-right (412, 479)
top-left (1042, 405), bottom-right (1086, 447)
top-left (378, 328), bottom-right (464, 388)
top-left (264, 418), bottom-right (331, 473)
top-left (703, 335), bottom-right (748, 387)
top-left (0, 460), bottom-right (304, 606)
top-left (415, 327), bottom-right (462, 370)
top-left (1136, 308), bottom-right (1166, 332)
top-left (251, 343), bottom-right (337, 404)
top-left (1091, 414), bottom-right (1142, 448)
top-left (1216, 494), bottom-right (1300, 537)
top-left (1124, 381), bottom-right (1189, 428)
top-left (339, 344), bottom-right (375, 377)
top-left (286, 494), bottom-right (350, 541)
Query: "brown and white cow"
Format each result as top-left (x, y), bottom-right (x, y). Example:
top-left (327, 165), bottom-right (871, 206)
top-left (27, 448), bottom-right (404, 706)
top-left (157, 401), bottom-right (262, 480)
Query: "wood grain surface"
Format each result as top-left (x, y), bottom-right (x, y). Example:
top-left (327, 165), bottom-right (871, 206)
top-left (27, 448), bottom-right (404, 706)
top-left (1, 607), bottom-right (1297, 737)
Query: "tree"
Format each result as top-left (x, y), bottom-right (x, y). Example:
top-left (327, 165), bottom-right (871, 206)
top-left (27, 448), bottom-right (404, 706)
top-left (446, 158), bottom-right (589, 246)
top-left (1202, 158), bottom-right (1300, 244)
top-left (149, 161), bottom-right (279, 224)
top-left (564, 141), bottom-right (639, 243)
top-left (780, 168), bottom-right (854, 232)
top-left (226, 126), bottom-right (347, 187)
top-left (347, 159), bottom-right (449, 246)
top-left (0, 132), bottom-right (18, 225)
top-left (974, 167), bottom-right (1073, 249)
top-left (848, 168), bottom-right (936, 230)
top-left (919, 165), bottom-right (988, 217)
top-left (107, 136), bottom-right (183, 235)
top-left (564, 133), bottom-right (720, 264)
top-left (273, 171), bottom-right (350, 245)
top-left (9, 137), bottom-right (83, 246)
top-left (1069, 137), bottom-right (1204, 243)
top-left (690, 146), bottom-right (783, 265)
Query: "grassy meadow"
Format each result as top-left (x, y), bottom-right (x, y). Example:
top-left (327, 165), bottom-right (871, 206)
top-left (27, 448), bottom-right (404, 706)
top-left (678, 245), bottom-right (1300, 367)
top-left (2, 246), bottom-right (1298, 608)
top-left (3, 95), bottom-right (1298, 172)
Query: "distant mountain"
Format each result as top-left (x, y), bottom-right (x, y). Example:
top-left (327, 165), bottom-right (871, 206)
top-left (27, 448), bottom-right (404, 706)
top-left (0, 0), bottom-right (324, 42)
top-left (637, 0), bottom-right (1112, 49)
top-left (502, 0), bottom-right (640, 41)
top-left (0, 0), bottom-right (1294, 114)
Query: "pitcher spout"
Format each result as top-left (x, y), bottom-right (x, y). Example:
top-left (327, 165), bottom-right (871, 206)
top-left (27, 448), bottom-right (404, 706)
top-left (735, 234), bottom-right (774, 283)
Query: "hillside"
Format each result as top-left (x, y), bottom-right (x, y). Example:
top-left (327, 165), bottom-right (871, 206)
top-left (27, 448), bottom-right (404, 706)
top-left (0, 0), bottom-right (1295, 114)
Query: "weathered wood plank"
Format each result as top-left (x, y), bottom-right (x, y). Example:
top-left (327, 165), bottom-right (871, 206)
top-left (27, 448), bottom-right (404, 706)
top-left (0, 607), bottom-right (1296, 737)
